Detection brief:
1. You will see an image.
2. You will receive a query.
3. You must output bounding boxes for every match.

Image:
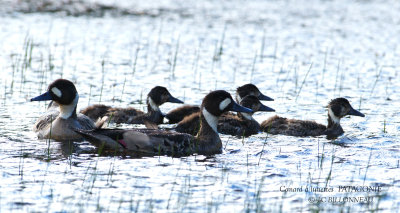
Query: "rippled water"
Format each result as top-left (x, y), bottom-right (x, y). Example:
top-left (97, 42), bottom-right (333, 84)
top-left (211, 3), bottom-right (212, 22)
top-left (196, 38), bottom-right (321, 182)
top-left (0, 0), bottom-right (399, 212)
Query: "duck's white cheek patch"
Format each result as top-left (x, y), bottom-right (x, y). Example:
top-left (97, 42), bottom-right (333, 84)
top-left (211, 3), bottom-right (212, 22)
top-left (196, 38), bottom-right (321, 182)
top-left (148, 97), bottom-right (159, 111)
top-left (51, 87), bottom-right (62, 98)
top-left (328, 108), bottom-right (340, 124)
top-left (219, 98), bottom-right (231, 111)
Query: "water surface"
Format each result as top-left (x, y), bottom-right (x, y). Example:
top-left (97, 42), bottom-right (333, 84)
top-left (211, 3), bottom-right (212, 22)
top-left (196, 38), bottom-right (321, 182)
top-left (0, 0), bottom-right (399, 212)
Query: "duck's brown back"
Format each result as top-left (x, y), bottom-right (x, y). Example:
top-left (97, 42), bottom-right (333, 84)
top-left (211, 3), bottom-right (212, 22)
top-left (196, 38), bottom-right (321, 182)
top-left (165, 105), bottom-right (200, 124)
top-left (80, 104), bottom-right (111, 121)
top-left (261, 115), bottom-right (326, 136)
top-left (217, 113), bottom-right (260, 137)
top-left (105, 107), bottom-right (145, 124)
top-left (175, 112), bottom-right (201, 135)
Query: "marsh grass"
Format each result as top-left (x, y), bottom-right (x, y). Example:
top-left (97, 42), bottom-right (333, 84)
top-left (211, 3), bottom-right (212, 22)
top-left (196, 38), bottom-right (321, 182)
top-left (211, 41), bottom-right (217, 72)
top-left (383, 119), bottom-right (387, 133)
top-left (18, 140), bottom-right (25, 177)
top-left (333, 59), bottom-right (341, 96)
top-left (88, 84), bottom-right (93, 105)
top-left (132, 47), bottom-right (140, 77)
top-left (295, 62), bottom-right (313, 102)
top-left (271, 42), bottom-right (277, 73)
top-left (46, 115), bottom-right (53, 162)
top-left (120, 77), bottom-right (126, 102)
top-left (279, 59), bottom-right (295, 98)
top-left (250, 51), bottom-right (258, 83)
top-left (191, 43), bottom-right (200, 80)
top-left (363, 149), bottom-right (373, 185)
top-left (320, 48), bottom-right (328, 86)
top-left (370, 67), bottom-right (383, 97)
top-left (170, 36), bottom-right (180, 79)
top-left (218, 24), bottom-right (227, 57)
top-left (258, 127), bottom-right (271, 165)
top-left (324, 149), bottom-right (335, 188)
top-left (259, 29), bottom-right (266, 62)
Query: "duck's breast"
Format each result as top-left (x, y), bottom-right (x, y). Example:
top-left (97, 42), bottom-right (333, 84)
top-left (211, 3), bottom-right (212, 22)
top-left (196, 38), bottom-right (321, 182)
top-left (33, 109), bottom-right (59, 133)
top-left (35, 117), bottom-right (85, 140)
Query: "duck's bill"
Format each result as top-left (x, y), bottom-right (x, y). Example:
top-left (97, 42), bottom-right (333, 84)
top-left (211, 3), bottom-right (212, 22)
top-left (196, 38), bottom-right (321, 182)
top-left (168, 96), bottom-right (184, 104)
top-left (348, 108), bottom-right (365, 117)
top-left (258, 93), bottom-right (274, 101)
top-left (31, 91), bottom-right (52, 102)
top-left (231, 102), bottom-right (253, 113)
top-left (258, 104), bottom-right (275, 112)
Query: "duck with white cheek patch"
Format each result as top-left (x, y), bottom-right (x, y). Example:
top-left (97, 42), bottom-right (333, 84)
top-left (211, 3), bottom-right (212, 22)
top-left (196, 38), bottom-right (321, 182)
top-left (217, 95), bottom-right (275, 137)
top-left (165, 83), bottom-right (273, 124)
top-left (260, 98), bottom-right (365, 139)
top-left (75, 90), bottom-right (253, 156)
top-left (175, 95), bottom-right (275, 137)
top-left (31, 79), bottom-right (96, 141)
top-left (81, 86), bottom-right (183, 126)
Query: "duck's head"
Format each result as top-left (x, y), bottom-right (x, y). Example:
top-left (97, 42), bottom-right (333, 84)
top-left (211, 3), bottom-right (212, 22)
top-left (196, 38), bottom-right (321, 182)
top-left (239, 95), bottom-right (275, 118)
top-left (147, 86), bottom-right (183, 111)
top-left (31, 79), bottom-right (79, 119)
top-left (31, 79), bottom-right (77, 104)
top-left (327, 98), bottom-right (365, 124)
top-left (236, 83), bottom-right (273, 103)
top-left (201, 90), bottom-right (253, 132)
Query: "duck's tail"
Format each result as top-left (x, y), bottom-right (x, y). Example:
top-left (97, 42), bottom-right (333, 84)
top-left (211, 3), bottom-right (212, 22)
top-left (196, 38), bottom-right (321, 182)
top-left (74, 128), bottom-right (125, 150)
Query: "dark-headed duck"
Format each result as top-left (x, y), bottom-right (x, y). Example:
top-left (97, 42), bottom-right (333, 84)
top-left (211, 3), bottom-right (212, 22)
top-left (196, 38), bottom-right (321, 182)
top-left (80, 86), bottom-right (183, 125)
top-left (31, 79), bottom-right (95, 140)
top-left (165, 83), bottom-right (273, 124)
top-left (75, 90), bottom-right (253, 156)
top-left (175, 95), bottom-right (274, 136)
top-left (260, 98), bottom-right (365, 139)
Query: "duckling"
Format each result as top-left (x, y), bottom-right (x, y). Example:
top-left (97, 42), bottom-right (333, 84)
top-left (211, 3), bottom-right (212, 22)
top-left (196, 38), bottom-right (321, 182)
top-left (165, 83), bottom-right (273, 124)
top-left (75, 90), bottom-right (253, 156)
top-left (260, 98), bottom-right (365, 139)
top-left (31, 79), bottom-right (95, 140)
top-left (80, 86), bottom-right (183, 125)
top-left (234, 83), bottom-right (274, 103)
top-left (174, 95), bottom-right (275, 136)
top-left (218, 95), bottom-right (275, 137)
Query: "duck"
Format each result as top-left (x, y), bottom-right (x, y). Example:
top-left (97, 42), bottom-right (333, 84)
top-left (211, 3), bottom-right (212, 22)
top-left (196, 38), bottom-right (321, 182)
top-left (31, 79), bottom-right (96, 141)
top-left (80, 86), bottom-right (184, 125)
top-left (165, 83), bottom-right (273, 124)
top-left (234, 83), bottom-right (274, 103)
top-left (174, 95), bottom-right (275, 136)
top-left (218, 95), bottom-right (275, 136)
top-left (260, 98), bottom-right (365, 139)
top-left (74, 90), bottom-right (253, 156)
